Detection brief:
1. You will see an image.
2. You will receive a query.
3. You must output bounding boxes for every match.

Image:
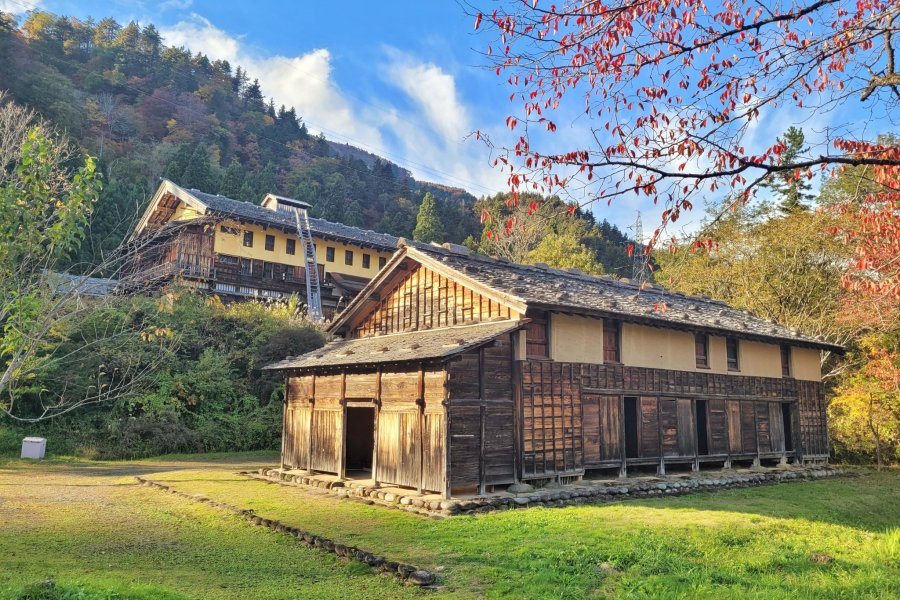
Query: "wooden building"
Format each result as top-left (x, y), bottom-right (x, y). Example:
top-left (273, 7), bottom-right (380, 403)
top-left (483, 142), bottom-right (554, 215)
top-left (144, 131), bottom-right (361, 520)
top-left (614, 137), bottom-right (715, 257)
top-left (126, 179), bottom-right (397, 312)
top-left (266, 241), bottom-right (840, 497)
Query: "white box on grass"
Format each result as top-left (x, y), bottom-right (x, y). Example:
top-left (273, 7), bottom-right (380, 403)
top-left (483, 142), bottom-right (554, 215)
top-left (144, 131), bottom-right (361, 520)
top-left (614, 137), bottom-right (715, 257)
top-left (20, 437), bottom-right (46, 459)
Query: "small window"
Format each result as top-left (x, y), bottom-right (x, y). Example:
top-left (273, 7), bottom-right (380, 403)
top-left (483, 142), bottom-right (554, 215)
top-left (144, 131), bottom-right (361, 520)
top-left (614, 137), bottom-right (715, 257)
top-left (264, 234), bottom-right (275, 252)
top-left (286, 239), bottom-right (296, 255)
top-left (345, 250), bottom-right (353, 266)
top-left (219, 255), bottom-right (239, 266)
top-left (239, 258), bottom-right (251, 275)
top-left (220, 225), bottom-right (239, 235)
top-left (603, 319), bottom-right (620, 363)
top-left (726, 337), bottom-right (740, 371)
top-left (781, 345), bottom-right (792, 378)
top-left (378, 256), bottom-right (387, 269)
top-left (243, 231), bottom-right (253, 247)
top-left (362, 253), bottom-right (371, 269)
top-left (695, 333), bottom-right (709, 368)
top-left (263, 261), bottom-right (274, 279)
top-left (526, 312), bottom-right (549, 358)
top-left (326, 247), bottom-right (335, 262)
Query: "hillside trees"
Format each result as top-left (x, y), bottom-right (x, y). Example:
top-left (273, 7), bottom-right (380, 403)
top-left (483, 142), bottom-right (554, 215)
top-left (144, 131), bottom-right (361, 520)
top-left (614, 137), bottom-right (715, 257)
top-left (0, 9), bottom-right (484, 265)
top-left (474, 0), bottom-right (899, 292)
top-left (413, 192), bottom-right (446, 243)
top-left (472, 191), bottom-right (630, 274)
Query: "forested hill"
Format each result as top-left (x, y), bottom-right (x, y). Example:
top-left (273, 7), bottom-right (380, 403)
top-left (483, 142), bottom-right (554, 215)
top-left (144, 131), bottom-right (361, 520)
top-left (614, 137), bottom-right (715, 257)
top-left (0, 10), bottom-right (634, 274)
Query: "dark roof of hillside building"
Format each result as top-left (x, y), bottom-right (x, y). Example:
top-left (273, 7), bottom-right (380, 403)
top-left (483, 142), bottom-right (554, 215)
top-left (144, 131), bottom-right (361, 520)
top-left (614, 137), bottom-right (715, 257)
top-left (48, 271), bottom-right (119, 296)
top-left (265, 320), bottom-right (522, 370)
top-left (181, 187), bottom-right (399, 251)
top-left (397, 242), bottom-right (841, 352)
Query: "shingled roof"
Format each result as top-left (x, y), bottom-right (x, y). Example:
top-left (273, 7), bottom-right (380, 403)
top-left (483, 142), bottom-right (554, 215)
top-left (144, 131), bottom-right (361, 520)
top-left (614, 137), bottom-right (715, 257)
top-left (265, 320), bottom-right (522, 371)
top-left (332, 240), bottom-right (840, 352)
top-left (143, 180), bottom-right (398, 250)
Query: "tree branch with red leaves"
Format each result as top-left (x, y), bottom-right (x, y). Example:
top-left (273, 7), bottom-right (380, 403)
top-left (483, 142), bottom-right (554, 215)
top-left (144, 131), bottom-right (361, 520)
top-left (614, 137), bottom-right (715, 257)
top-left (470, 0), bottom-right (900, 295)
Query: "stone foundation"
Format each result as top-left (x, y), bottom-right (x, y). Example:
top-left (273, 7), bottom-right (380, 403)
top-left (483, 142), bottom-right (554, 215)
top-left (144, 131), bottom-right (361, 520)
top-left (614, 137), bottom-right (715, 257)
top-left (247, 465), bottom-right (852, 518)
top-left (135, 477), bottom-right (436, 587)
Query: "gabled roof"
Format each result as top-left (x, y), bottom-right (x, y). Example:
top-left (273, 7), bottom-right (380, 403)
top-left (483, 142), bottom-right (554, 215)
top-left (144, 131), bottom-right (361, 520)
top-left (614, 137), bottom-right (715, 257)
top-left (133, 180), bottom-right (398, 251)
top-left (265, 320), bottom-right (522, 371)
top-left (331, 241), bottom-right (842, 352)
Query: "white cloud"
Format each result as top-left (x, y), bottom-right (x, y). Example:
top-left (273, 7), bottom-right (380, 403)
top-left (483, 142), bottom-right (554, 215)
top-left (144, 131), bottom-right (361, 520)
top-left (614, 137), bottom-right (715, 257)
top-left (160, 14), bottom-right (384, 152)
top-left (382, 47), bottom-right (471, 144)
top-left (0, 0), bottom-right (42, 14)
top-left (158, 15), bottom-right (505, 196)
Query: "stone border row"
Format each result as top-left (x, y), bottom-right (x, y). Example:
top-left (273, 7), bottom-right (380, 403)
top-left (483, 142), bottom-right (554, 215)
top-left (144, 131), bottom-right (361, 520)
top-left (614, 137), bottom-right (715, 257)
top-left (135, 476), bottom-right (437, 587)
top-left (248, 466), bottom-right (852, 517)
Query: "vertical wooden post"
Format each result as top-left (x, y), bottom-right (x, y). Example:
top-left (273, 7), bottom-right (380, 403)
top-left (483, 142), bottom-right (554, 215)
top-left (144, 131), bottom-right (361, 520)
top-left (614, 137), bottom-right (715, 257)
top-left (417, 365), bottom-right (425, 495)
top-left (372, 368), bottom-right (381, 487)
top-left (338, 371), bottom-right (347, 480)
top-left (691, 398), bottom-right (700, 473)
top-left (443, 381), bottom-right (452, 500)
top-left (656, 396), bottom-right (666, 477)
top-left (618, 395), bottom-right (627, 478)
top-left (280, 380), bottom-right (288, 469)
top-left (724, 399), bottom-right (732, 470)
top-left (307, 374), bottom-right (316, 474)
top-left (510, 331), bottom-right (522, 484)
top-left (478, 404), bottom-right (486, 496)
top-left (752, 400), bottom-right (761, 467)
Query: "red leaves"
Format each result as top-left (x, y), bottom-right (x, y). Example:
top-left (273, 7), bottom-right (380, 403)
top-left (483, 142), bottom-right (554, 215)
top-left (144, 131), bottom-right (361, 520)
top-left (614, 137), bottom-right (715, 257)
top-left (474, 12), bottom-right (482, 30)
top-left (627, 243), bottom-right (634, 257)
top-left (476, 0), bottom-right (898, 255)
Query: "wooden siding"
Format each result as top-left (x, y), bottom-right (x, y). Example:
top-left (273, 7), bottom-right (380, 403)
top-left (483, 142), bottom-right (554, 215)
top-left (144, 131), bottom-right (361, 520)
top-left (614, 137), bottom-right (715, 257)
top-left (446, 334), bottom-right (517, 490)
top-left (283, 367), bottom-right (448, 494)
top-left (515, 361), bottom-right (827, 478)
top-left (520, 362), bottom-right (584, 478)
top-left (354, 264), bottom-right (516, 338)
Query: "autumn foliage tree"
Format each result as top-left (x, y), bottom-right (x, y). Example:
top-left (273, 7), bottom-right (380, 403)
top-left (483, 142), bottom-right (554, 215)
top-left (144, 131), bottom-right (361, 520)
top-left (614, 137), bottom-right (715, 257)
top-left (472, 0), bottom-right (899, 293)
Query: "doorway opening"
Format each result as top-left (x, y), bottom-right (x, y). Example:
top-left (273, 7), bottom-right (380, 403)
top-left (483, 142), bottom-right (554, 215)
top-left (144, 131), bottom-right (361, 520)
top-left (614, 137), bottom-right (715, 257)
top-left (624, 396), bottom-right (639, 458)
top-left (696, 399), bottom-right (709, 455)
top-left (781, 403), bottom-right (794, 452)
top-left (345, 406), bottom-right (375, 471)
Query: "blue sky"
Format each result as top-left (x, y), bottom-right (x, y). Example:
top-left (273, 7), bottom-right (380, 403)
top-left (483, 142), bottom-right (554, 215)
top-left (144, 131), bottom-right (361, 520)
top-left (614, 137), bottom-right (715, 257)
top-left (2, 0), bottom-right (888, 235)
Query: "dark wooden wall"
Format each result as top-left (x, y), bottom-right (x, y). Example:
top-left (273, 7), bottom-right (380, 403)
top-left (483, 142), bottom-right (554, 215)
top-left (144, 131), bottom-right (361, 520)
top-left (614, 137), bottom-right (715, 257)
top-left (354, 264), bottom-right (516, 338)
top-left (446, 333), bottom-right (517, 492)
top-left (516, 361), bottom-right (828, 479)
top-left (282, 366), bottom-right (448, 494)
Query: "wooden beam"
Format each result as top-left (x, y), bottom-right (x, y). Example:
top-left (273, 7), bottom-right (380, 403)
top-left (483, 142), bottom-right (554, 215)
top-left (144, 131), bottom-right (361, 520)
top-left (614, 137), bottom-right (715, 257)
top-left (510, 331), bottom-right (522, 484)
top-left (372, 367), bottom-right (381, 487)
top-left (338, 371), bottom-right (347, 480)
top-left (307, 374), bottom-right (315, 474)
top-left (417, 365), bottom-right (425, 495)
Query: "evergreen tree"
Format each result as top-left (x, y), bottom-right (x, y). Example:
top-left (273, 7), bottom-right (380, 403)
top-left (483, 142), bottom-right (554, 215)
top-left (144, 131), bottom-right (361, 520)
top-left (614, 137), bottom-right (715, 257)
top-left (180, 144), bottom-right (216, 191)
top-left (243, 78), bottom-right (264, 112)
top-left (413, 192), bottom-right (445, 243)
top-left (219, 160), bottom-right (245, 198)
top-left (343, 198), bottom-right (364, 227)
top-left (162, 143), bottom-right (193, 183)
top-left (764, 126), bottom-right (814, 213)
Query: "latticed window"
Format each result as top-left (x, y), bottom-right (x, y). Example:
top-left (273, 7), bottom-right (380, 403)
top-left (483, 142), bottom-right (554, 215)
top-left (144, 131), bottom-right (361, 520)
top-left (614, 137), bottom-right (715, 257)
top-left (326, 247), bottom-right (335, 262)
top-left (242, 231), bottom-right (253, 247)
top-left (781, 345), bottom-right (792, 377)
top-left (603, 319), bottom-right (620, 363)
top-left (727, 337), bottom-right (740, 371)
top-left (526, 311), bottom-right (549, 358)
top-left (265, 234), bottom-right (275, 251)
top-left (695, 333), bottom-right (709, 368)
top-left (286, 239), bottom-right (296, 255)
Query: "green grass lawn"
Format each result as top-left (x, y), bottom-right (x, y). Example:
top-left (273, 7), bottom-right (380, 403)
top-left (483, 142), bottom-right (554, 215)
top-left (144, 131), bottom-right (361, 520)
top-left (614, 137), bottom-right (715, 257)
top-left (1, 455), bottom-right (897, 599)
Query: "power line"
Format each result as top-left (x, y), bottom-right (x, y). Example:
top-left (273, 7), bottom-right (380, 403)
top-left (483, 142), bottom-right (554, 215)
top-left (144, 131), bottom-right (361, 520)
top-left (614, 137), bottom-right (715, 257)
top-left (2, 0), bottom-right (501, 196)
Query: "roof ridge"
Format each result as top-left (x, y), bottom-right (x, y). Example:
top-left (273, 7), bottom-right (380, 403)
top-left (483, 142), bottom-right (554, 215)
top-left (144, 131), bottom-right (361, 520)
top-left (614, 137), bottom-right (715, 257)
top-left (414, 243), bottom-right (732, 307)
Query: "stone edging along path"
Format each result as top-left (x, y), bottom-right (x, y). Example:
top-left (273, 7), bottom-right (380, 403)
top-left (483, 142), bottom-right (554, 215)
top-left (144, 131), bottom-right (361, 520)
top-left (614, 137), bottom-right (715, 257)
top-left (134, 477), bottom-right (437, 587)
top-left (247, 466), bottom-right (852, 519)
